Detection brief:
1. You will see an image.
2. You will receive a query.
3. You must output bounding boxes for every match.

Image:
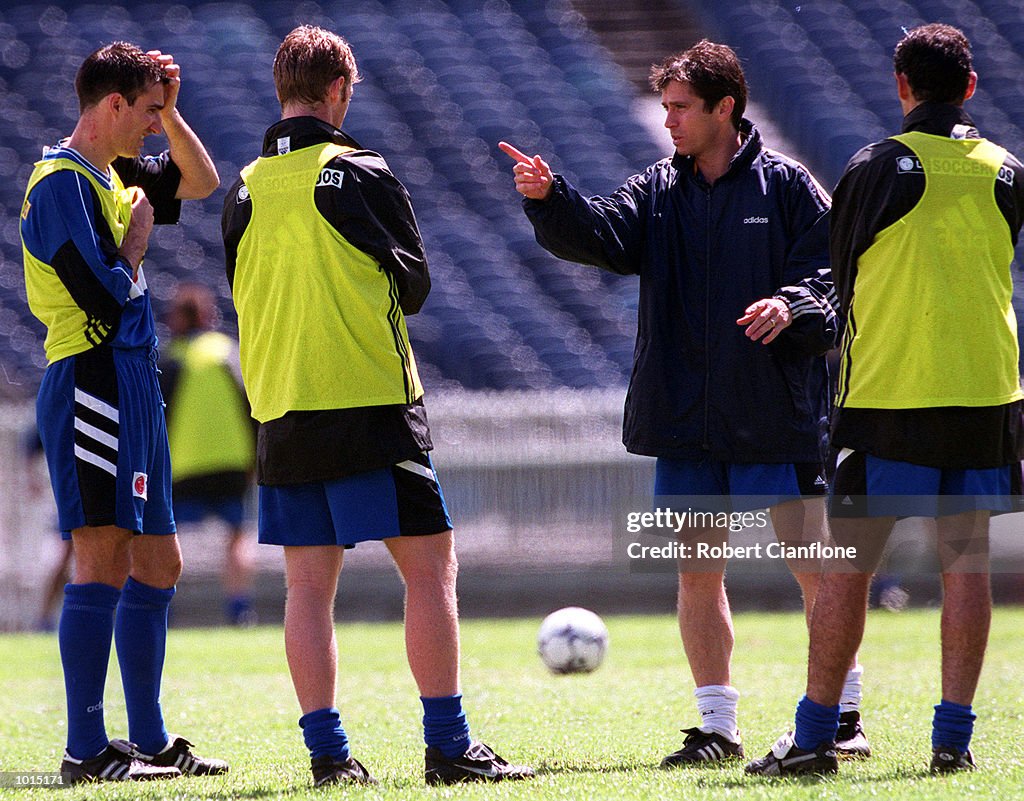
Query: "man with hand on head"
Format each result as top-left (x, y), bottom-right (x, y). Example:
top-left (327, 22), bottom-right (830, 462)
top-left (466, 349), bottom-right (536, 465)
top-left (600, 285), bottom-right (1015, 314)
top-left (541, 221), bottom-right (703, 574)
top-left (223, 24), bottom-right (533, 788)
top-left (20, 42), bottom-right (222, 784)
top-left (501, 40), bottom-right (868, 767)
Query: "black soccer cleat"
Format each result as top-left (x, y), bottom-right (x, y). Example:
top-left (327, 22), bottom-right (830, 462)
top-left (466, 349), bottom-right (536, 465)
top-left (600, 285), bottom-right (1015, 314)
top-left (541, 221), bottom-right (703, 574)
top-left (744, 731), bottom-right (839, 777)
top-left (835, 711), bottom-right (871, 758)
top-left (424, 741), bottom-right (534, 785)
top-left (660, 727), bottom-right (744, 767)
top-left (930, 746), bottom-right (975, 774)
top-left (60, 739), bottom-right (181, 784)
top-left (136, 734), bottom-right (229, 776)
top-left (310, 754), bottom-right (377, 786)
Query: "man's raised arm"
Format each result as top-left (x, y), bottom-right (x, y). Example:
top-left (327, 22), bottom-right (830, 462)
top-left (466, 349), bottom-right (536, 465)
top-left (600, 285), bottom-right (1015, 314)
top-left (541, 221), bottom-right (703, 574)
top-left (148, 50), bottom-right (219, 199)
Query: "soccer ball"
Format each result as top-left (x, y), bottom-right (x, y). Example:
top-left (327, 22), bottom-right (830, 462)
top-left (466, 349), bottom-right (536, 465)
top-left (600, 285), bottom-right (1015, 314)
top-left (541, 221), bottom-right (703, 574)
top-left (537, 607), bottom-right (609, 674)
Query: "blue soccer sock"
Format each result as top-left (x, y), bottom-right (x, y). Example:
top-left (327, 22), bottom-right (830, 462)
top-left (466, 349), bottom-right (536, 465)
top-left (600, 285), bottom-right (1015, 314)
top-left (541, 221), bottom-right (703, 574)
top-left (300, 707), bottom-right (350, 760)
top-left (932, 699), bottom-right (975, 753)
top-left (794, 695), bottom-right (840, 752)
top-left (225, 594), bottom-right (254, 626)
top-left (114, 577), bottom-right (175, 755)
top-left (60, 583), bottom-right (121, 760)
top-left (422, 694), bottom-right (471, 758)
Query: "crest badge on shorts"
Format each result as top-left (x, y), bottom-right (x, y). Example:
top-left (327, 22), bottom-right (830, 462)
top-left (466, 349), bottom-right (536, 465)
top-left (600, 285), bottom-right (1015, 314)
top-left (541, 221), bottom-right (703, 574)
top-left (133, 472), bottom-right (148, 501)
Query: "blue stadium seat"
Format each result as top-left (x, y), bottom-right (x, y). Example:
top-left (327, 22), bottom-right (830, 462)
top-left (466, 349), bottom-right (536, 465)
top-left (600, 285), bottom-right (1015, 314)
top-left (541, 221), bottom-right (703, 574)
top-left (35, 1), bottom-right (982, 395)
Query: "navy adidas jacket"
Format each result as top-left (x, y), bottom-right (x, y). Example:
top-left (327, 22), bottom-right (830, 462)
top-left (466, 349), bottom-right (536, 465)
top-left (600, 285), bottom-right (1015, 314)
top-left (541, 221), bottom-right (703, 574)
top-left (523, 120), bottom-right (836, 463)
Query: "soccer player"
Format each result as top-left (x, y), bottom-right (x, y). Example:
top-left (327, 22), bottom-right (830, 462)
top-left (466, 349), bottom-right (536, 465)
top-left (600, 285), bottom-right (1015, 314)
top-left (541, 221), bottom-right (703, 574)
top-left (746, 23), bottom-right (1024, 777)
top-left (161, 283), bottom-right (257, 626)
top-left (501, 40), bottom-right (870, 766)
top-left (222, 25), bottom-right (533, 787)
top-left (20, 43), bottom-right (224, 783)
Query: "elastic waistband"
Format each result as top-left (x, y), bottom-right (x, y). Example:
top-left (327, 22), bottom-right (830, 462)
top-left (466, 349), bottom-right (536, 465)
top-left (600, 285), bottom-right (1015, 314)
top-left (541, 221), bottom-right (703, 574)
top-left (114, 346), bottom-right (160, 364)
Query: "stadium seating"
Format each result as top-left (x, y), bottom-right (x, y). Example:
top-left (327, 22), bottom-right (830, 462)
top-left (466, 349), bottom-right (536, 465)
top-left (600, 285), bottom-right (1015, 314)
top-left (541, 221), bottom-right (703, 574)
top-left (3, 1), bottom-right (1023, 398)
top-left (685, 0), bottom-right (1024, 188)
top-left (0, 0), bottom-right (663, 398)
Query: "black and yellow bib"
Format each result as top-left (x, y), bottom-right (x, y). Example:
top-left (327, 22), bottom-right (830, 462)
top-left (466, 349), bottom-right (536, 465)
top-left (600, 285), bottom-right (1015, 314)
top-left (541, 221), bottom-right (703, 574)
top-left (234, 143), bottom-right (423, 423)
top-left (839, 131), bottom-right (1021, 409)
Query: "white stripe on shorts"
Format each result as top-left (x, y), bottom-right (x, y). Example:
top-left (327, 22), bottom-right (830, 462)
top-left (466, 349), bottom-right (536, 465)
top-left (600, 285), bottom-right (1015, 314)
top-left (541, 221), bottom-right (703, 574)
top-left (74, 417), bottom-right (119, 451)
top-left (74, 444), bottom-right (117, 476)
top-left (394, 459), bottom-right (435, 481)
top-left (836, 447), bottom-right (855, 467)
top-left (74, 387), bottom-right (119, 423)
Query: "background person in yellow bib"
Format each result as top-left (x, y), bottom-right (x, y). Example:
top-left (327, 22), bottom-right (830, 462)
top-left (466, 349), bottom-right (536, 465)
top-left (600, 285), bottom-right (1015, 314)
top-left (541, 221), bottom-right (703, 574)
top-left (161, 283), bottom-right (257, 626)
top-left (747, 23), bottom-right (1024, 778)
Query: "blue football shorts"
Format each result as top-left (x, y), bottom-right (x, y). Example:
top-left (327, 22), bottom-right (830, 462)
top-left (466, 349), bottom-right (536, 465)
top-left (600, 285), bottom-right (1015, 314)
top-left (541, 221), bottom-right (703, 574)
top-left (173, 496), bottom-right (246, 528)
top-left (830, 448), bottom-right (1018, 517)
top-left (258, 451), bottom-right (453, 547)
top-left (654, 456), bottom-right (827, 512)
top-left (36, 346), bottom-right (175, 538)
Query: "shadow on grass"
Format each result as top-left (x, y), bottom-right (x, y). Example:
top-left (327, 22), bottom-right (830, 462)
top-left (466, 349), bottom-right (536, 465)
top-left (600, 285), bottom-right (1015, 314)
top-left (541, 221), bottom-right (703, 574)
top-left (54, 783), bottom-right (314, 800)
top-left (223, 787), bottom-right (318, 799)
top-left (130, 780), bottom-right (317, 799)
top-left (723, 763), bottom-right (928, 788)
top-left (529, 757), bottom-right (659, 776)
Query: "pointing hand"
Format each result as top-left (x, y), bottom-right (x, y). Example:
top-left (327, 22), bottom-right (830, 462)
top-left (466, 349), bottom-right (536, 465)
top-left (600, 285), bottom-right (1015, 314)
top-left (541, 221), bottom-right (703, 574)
top-left (499, 141), bottom-right (554, 201)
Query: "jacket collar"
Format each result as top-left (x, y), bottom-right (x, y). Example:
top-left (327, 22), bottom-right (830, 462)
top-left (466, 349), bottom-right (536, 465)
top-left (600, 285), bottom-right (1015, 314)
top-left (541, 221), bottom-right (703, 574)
top-left (901, 102), bottom-right (979, 138)
top-left (671, 118), bottom-right (762, 185)
top-left (261, 116), bottom-right (362, 156)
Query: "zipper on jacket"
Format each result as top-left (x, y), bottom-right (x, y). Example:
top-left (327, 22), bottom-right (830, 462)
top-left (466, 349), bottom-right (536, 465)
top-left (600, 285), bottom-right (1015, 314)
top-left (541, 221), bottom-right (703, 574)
top-left (702, 185), bottom-right (712, 451)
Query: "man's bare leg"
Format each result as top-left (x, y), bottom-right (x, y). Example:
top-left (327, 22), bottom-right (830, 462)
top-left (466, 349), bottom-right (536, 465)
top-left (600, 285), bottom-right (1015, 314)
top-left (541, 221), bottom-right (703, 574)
top-left (386, 530), bottom-right (460, 697)
top-left (669, 532), bottom-right (742, 756)
top-left (930, 511), bottom-right (990, 769)
top-left (283, 546), bottom-right (343, 713)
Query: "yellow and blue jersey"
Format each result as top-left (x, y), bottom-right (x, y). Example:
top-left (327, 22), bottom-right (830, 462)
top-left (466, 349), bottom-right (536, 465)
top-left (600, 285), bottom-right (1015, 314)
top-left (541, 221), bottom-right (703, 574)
top-left (20, 142), bottom-right (181, 362)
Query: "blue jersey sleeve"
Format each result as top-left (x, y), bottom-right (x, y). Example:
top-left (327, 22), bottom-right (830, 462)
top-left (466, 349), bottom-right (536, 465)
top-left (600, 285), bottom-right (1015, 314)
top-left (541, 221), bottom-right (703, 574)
top-left (22, 169), bottom-right (135, 317)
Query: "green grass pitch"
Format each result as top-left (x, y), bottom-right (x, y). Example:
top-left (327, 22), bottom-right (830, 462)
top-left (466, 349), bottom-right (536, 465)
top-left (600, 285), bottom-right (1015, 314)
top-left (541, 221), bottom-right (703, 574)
top-left (1, 608), bottom-right (1022, 799)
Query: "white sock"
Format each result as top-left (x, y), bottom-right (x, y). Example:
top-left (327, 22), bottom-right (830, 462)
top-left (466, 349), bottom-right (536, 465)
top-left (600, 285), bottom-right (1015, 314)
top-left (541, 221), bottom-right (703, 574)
top-left (840, 665), bottom-right (863, 714)
top-left (694, 684), bottom-right (741, 742)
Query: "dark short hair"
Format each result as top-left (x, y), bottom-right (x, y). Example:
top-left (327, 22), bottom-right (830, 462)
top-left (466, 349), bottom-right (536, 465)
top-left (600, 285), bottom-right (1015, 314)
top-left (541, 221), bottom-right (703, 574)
top-left (649, 40), bottom-right (747, 128)
top-left (75, 41), bottom-right (163, 113)
top-left (273, 25), bottom-right (360, 108)
top-left (893, 23), bottom-right (972, 104)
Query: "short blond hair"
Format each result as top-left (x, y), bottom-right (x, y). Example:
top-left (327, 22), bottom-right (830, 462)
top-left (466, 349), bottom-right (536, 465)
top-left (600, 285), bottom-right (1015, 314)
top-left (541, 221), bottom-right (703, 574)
top-left (273, 25), bottom-right (360, 107)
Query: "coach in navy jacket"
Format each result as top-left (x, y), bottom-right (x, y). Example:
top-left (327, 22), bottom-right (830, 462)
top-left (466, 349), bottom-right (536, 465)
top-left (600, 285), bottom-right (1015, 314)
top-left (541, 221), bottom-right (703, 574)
top-left (510, 116), bottom-right (835, 463)
top-left (501, 40), bottom-right (858, 767)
